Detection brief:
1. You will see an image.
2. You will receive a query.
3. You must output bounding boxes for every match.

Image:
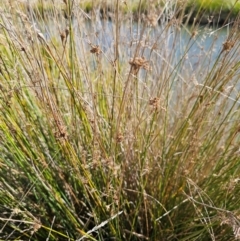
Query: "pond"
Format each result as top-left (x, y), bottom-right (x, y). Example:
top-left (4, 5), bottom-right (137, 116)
top-left (30, 10), bottom-right (239, 107)
top-left (38, 16), bottom-right (237, 79)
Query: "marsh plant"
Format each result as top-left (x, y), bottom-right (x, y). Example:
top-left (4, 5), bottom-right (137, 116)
top-left (0, 0), bottom-right (240, 240)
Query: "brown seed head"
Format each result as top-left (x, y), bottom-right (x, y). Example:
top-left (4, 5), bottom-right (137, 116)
top-left (146, 13), bottom-right (158, 27)
top-left (149, 97), bottom-right (160, 109)
top-left (116, 132), bottom-right (124, 143)
top-left (129, 57), bottom-right (150, 72)
top-left (222, 40), bottom-right (234, 52)
top-left (60, 32), bottom-right (66, 43)
top-left (90, 45), bottom-right (101, 55)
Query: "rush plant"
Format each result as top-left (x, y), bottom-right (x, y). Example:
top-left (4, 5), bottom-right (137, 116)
top-left (0, 0), bottom-right (239, 240)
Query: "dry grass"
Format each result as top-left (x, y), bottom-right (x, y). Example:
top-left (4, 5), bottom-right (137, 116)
top-left (0, 0), bottom-right (240, 240)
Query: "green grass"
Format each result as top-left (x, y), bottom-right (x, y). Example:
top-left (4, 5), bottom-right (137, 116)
top-left (3, 0), bottom-right (239, 21)
top-left (0, 0), bottom-right (240, 240)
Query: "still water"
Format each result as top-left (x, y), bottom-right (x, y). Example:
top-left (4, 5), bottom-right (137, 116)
top-left (38, 16), bottom-right (239, 93)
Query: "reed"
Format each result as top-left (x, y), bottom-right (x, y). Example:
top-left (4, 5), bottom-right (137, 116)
top-left (0, 0), bottom-right (239, 240)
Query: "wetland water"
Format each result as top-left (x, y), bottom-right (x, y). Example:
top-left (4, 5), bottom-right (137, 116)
top-left (41, 17), bottom-right (234, 68)
top-left (38, 17), bottom-right (239, 96)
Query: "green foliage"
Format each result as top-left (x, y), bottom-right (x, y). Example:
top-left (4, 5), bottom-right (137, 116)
top-left (0, 0), bottom-right (239, 240)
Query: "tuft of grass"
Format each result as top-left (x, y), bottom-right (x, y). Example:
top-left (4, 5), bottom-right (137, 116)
top-left (0, 0), bottom-right (240, 240)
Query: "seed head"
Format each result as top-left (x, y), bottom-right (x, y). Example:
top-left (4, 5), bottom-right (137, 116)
top-left (90, 45), bottom-right (101, 55)
top-left (129, 57), bottom-right (150, 73)
top-left (149, 97), bottom-right (160, 110)
top-left (222, 40), bottom-right (234, 52)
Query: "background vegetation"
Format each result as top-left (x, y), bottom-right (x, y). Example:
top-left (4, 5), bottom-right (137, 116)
top-left (0, 0), bottom-right (239, 240)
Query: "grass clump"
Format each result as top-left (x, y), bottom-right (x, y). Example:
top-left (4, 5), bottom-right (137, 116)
top-left (193, 0), bottom-right (235, 10)
top-left (0, 0), bottom-right (240, 240)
